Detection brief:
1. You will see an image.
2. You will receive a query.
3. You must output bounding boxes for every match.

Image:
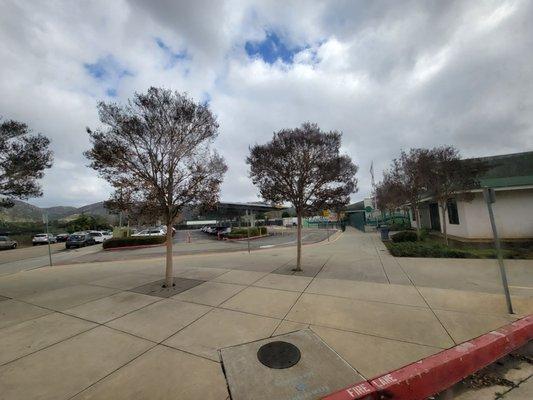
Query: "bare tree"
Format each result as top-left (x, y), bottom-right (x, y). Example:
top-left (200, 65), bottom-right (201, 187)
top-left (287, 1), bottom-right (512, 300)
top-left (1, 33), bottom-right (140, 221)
top-left (0, 119), bottom-right (53, 208)
top-left (375, 171), bottom-right (407, 216)
top-left (389, 148), bottom-right (433, 236)
top-left (86, 87), bottom-right (227, 287)
top-left (425, 146), bottom-right (488, 245)
top-left (247, 123), bottom-right (358, 272)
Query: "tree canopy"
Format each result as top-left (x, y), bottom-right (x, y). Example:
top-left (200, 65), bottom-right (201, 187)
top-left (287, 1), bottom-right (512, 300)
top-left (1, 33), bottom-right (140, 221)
top-left (0, 119), bottom-right (53, 208)
top-left (247, 122), bottom-right (357, 270)
top-left (247, 123), bottom-right (358, 215)
top-left (376, 146), bottom-right (487, 239)
top-left (424, 146), bottom-right (488, 243)
top-left (85, 87), bottom-right (227, 286)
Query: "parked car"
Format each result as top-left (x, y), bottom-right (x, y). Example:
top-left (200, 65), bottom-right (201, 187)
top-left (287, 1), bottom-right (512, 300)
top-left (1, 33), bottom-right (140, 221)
top-left (217, 227), bottom-right (231, 236)
top-left (65, 233), bottom-right (96, 249)
top-left (0, 236), bottom-right (17, 250)
top-left (32, 233), bottom-right (57, 245)
top-left (87, 230), bottom-right (107, 243)
top-left (131, 228), bottom-right (166, 237)
top-left (101, 231), bottom-right (113, 240)
top-left (55, 233), bottom-right (70, 242)
top-left (209, 226), bottom-right (230, 236)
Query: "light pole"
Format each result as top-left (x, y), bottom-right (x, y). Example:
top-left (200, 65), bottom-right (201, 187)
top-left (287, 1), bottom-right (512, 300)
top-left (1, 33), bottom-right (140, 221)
top-left (43, 213), bottom-right (52, 267)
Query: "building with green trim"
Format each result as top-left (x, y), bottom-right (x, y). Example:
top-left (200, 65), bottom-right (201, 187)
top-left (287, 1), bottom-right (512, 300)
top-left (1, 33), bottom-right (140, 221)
top-left (410, 151), bottom-right (533, 241)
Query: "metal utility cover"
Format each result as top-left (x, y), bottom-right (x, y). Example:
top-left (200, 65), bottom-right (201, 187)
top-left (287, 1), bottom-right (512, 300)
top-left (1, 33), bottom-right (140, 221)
top-left (257, 341), bottom-right (301, 369)
top-left (220, 329), bottom-right (363, 400)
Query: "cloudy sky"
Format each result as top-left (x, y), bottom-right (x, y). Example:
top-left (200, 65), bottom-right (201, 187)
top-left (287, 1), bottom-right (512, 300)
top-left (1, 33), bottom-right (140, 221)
top-left (1, 0), bottom-right (532, 208)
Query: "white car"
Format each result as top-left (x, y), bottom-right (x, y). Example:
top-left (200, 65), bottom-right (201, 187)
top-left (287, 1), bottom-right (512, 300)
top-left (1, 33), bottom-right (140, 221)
top-left (32, 233), bottom-right (57, 245)
top-left (87, 231), bottom-right (107, 243)
top-left (131, 228), bottom-right (166, 237)
top-left (101, 231), bottom-right (113, 241)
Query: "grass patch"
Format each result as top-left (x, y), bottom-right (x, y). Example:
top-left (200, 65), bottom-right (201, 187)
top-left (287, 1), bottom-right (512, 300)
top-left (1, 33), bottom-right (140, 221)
top-left (103, 236), bottom-right (166, 249)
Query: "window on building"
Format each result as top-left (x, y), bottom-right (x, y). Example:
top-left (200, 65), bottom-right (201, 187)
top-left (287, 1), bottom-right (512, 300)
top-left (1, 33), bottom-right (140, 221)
top-left (446, 198), bottom-right (459, 225)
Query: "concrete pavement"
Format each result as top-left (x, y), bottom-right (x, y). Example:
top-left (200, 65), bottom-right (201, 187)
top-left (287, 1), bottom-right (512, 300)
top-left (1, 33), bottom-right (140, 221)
top-left (0, 228), bottom-right (531, 399)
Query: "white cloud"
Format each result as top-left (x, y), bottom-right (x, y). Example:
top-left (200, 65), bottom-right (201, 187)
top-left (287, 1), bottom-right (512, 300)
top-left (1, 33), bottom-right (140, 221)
top-left (0, 0), bottom-right (532, 208)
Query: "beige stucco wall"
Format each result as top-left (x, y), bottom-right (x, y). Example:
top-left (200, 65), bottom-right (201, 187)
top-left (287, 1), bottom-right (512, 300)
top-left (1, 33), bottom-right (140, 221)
top-left (442, 188), bottom-right (533, 239)
top-left (408, 188), bottom-right (533, 239)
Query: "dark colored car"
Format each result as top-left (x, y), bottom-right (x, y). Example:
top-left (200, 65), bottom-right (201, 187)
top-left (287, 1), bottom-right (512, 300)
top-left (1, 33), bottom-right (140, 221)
top-left (0, 236), bottom-right (17, 250)
top-left (65, 233), bottom-right (96, 249)
top-left (56, 233), bottom-right (70, 242)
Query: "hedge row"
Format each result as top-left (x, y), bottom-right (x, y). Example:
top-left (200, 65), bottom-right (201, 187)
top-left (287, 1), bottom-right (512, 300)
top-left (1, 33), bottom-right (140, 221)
top-left (388, 222), bottom-right (411, 231)
top-left (386, 241), bottom-right (477, 258)
top-left (227, 226), bottom-right (267, 239)
top-left (103, 236), bottom-right (166, 249)
top-left (391, 230), bottom-right (418, 243)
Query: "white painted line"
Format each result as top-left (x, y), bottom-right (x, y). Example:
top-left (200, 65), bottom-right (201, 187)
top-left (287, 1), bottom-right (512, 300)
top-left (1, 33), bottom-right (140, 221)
top-left (259, 245), bottom-right (275, 249)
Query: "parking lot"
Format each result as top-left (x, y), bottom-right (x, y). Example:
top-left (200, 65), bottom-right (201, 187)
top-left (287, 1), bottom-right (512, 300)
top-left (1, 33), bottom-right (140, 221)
top-left (0, 228), bottom-right (334, 276)
top-left (45, 228), bottom-right (336, 265)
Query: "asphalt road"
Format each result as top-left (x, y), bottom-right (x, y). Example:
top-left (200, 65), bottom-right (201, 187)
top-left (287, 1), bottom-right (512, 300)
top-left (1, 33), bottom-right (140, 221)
top-left (55, 228), bottom-right (335, 265)
top-left (0, 228), bottom-right (336, 274)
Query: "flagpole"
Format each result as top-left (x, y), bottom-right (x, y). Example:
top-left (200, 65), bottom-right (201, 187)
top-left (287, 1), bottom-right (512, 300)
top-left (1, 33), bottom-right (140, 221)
top-left (370, 161), bottom-right (376, 211)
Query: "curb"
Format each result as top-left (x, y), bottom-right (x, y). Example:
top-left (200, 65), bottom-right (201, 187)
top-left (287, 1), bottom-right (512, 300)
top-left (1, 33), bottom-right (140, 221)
top-left (322, 315), bottom-right (533, 400)
top-left (224, 234), bottom-right (269, 242)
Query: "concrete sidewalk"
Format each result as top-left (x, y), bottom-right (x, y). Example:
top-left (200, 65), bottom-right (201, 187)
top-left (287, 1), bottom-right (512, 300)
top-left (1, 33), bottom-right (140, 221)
top-left (0, 228), bottom-right (531, 399)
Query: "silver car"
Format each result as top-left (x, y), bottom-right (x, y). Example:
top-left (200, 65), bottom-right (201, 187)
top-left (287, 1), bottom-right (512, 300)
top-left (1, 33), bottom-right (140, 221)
top-left (0, 236), bottom-right (17, 250)
top-left (32, 233), bottom-right (57, 245)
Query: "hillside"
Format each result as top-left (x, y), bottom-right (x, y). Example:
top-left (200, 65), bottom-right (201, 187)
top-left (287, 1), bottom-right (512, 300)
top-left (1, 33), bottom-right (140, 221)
top-left (0, 200), bottom-right (111, 222)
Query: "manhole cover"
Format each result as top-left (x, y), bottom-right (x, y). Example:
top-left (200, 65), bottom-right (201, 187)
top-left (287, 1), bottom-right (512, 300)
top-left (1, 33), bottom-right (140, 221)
top-left (257, 341), bottom-right (301, 369)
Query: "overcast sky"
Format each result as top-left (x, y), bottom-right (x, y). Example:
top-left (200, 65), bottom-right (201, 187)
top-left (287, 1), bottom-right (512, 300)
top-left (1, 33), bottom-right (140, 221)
top-left (1, 0), bottom-right (532, 208)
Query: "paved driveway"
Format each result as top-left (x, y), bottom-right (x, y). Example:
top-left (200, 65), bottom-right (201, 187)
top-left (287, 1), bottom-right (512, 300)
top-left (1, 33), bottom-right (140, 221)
top-left (0, 228), bottom-right (531, 399)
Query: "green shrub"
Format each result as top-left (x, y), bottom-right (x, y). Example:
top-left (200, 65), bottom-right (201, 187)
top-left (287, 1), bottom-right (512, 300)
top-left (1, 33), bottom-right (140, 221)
top-left (386, 241), bottom-right (478, 258)
top-left (227, 226), bottom-right (267, 238)
top-left (103, 236), bottom-right (166, 249)
top-left (418, 228), bottom-right (430, 241)
top-left (388, 222), bottom-right (410, 231)
top-left (391, 230), bottom-right (418, 243)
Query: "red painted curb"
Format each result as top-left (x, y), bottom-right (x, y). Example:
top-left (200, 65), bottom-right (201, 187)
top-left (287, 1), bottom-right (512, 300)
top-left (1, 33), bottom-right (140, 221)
top-left (323, 315), bottom-right (533, 400)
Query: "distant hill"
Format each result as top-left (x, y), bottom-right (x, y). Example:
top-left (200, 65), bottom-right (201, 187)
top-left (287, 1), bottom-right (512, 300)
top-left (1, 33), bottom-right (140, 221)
top-left (0, 200), bottom-right (112, 222)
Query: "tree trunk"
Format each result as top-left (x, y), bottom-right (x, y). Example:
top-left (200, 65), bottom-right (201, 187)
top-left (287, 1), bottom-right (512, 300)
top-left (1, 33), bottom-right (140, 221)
top-left (164, 222), bottom-right (173, 288)
top-left (440, 202), bottom-right (448, 246)
top-left (415, 206), bottom-right (421, 238)
top-left (294, 212), bottom-right (303, 272)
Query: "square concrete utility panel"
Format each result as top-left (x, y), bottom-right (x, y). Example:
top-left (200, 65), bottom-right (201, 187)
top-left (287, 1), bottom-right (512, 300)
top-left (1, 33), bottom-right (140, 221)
top-left (220, 329), bottom-right (363, 400)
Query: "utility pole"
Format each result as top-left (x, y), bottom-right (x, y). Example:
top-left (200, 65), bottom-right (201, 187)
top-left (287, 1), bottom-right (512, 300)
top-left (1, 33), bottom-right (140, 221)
top-left (43, 214), bottom-right (52, 267)
top-left (246, 209), bottom-right (250, 254)
top-left (483, 188), bottom-right (513, 314)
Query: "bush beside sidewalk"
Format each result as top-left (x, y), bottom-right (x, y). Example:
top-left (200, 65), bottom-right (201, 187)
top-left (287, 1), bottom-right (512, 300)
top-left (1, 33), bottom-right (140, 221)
top-left (103, 236), bottom-right (166, 249)
top-left (226, 226), bottom-right (267, 239)
top-left (384, 230), bottom-right (533, 259)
